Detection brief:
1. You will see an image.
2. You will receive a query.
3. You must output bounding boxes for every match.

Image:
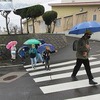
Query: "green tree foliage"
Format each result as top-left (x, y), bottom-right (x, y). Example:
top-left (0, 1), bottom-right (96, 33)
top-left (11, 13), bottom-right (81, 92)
top-left (13, 4), bottom-right (44, 34)
top-left (42, 10), bottom-right (57, 33)
top-left (27, 4), bottom-right (45, 33)
top-left (13, 8), bottom-right (29, 34)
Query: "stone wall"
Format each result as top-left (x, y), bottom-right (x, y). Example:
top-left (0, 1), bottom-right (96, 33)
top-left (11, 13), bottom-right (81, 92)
top-left (0, 33), bottom-right (67, 60)
top-left (34, 33), bottom-right (67, 49)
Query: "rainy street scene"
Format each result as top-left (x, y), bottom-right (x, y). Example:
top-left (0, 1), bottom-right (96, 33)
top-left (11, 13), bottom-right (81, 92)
top-left (1, 0), bottom-right (100, 100)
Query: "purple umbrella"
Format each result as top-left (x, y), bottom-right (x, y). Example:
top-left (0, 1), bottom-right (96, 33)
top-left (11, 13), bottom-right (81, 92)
top-left (37, 43), bottom-right (55, 54)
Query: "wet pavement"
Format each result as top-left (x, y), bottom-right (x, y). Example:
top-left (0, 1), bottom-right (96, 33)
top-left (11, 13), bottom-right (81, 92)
top-left (0, 36), bottom-right (100, 100)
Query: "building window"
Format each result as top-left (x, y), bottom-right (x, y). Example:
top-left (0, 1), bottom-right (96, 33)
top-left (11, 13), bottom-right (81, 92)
top-left (93, 15), bottom-right (96, 21)
top-left (64, 15), bottom-right (73, 30)
top-left (55, 18), bottom-right (61, 27)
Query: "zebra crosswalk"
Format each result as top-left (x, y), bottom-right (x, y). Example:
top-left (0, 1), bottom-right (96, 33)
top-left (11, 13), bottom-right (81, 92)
top-left (24, 57), bottom-right (100, 100)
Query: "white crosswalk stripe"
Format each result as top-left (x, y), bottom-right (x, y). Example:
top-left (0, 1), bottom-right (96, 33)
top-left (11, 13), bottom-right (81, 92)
top-left (40, 77), bottom-right (100, 94)
top-left (34, 66), bottom-right (100, 82)
top-left (29, 60), bottom-right (100, 76)
top-left (66, 94), bottom-right (100, 100)
top-left (23, 57), bottom-right (100, 99)
top-left (24, 57), bottom-right (96, 71)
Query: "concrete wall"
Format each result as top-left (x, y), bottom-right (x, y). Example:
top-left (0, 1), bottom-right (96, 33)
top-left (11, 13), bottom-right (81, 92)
top-left (0, 34), bottom-right (67, 60)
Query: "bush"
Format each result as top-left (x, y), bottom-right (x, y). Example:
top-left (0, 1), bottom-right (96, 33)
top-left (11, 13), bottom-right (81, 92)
top-left (0, 44), bottom-right (10, 60)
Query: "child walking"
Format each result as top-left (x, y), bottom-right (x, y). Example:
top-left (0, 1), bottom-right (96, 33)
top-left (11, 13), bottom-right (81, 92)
top-left (29, 45), bottom-right (37, 68)
top-left (43, 46), bottom-right (57, 70)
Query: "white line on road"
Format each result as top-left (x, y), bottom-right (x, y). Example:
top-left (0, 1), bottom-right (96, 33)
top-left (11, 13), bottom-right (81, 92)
top-left (24, 57), bottom-right (96, 70)
top-left (66, 94), bottom-right (100, 100)
top-left (34, 65), bottom-right (100, 82)
top-left (29, 60), bottom-right (100, 76)
top-left (40, 77), bottom-right (100, 94)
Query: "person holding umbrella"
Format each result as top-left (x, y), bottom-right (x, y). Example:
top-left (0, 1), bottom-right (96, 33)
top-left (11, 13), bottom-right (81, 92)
top-left (43, 46), bottom-right (57, 70)
top-left (35, 43), bottom-right (44, 63)
top-left (18, 46), bottom-right (29, 64)
top-left (18, 48), bottom-right (26, 64)
top-left (11, 44), bottom-right (17, 62)
top-left (29, 44), bottom-right (37, 68)
top-left (71, 30), bottom-right (98, 85)
top-left (6, 41), bottom-right (17, 62)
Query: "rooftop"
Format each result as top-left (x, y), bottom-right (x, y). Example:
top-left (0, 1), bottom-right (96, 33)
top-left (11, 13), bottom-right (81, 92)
top-left (49, 1), bottom-right (100, 7)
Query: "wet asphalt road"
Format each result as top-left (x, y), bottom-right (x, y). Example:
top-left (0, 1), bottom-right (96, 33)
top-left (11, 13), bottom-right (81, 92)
top-left (0, 36), bottom-right (100, 100)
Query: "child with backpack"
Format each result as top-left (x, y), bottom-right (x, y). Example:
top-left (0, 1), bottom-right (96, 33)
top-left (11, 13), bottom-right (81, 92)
top-left (43, 46), bottom-right (57, 70)
top-left (29, 44), bottom-right (37, 68)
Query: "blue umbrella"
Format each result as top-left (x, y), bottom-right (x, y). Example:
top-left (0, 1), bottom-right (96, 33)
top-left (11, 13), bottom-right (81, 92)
top-left (38, 39), bottom-right (45, 44)
top-left (18, 46), bottom-right (29, 53)
top-left (37, 43), bottom-right (55, 54)
top-left (69, 21), bottom-right (100, 34)
top-left (18, 46), bottom-right (29, 58)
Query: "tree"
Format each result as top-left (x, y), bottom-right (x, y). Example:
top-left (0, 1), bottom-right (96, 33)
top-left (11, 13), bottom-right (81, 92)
top-left (42, 10), bottom-right (58, 33)
top-left (13, 8), bottom-right (29, 34)
top-left (13, 9), bottom-right (23, 34)
top-left (1, 11), bottom-right (11, 35)
top-left (27, 4), bottom-right (45, 34)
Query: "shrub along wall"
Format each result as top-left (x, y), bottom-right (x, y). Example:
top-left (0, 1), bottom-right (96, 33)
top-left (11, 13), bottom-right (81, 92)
top-left (0, 33), bottom-right (67, 60)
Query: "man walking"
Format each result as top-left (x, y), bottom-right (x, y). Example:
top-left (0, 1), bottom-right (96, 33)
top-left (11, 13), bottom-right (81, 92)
top-left (71, 30), bottom-right (98, 85)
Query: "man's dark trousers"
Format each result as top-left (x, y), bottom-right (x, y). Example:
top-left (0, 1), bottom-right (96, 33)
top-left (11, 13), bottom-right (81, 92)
top-left (72, 58), bottom-right (93, 80)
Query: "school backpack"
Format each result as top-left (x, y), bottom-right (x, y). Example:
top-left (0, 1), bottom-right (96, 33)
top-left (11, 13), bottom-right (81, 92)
top-left (29, 48), bottom-right (36, 58)
top-left (72, 40), bottom-right (78, 51)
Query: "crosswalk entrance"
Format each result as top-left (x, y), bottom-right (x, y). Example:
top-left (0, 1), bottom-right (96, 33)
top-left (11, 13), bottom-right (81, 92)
top-left (24, 57), bottom-right (100, 100)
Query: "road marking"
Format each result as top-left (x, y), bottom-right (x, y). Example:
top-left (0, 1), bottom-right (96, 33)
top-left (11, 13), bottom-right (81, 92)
top-left (24, 57), bottom-right (96, 70)
top-left (29, 60), bottom-right (100, 76)
top-left (24, 63), bottom-right (43, 68)
top-left (34, 66), bottom-right (100, 82)
top-left (25, 60), bottom-right (77, 71)
top-left (66, 94), bottom-right (100, 100)
top-left (40, 77), bottom-right (99, 94)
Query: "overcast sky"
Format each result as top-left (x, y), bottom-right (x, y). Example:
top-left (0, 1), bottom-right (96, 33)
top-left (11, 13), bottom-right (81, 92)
top-left (0, 0), bottom-right (97, 30)
top-left (0, 0), bottom-right (61, 30)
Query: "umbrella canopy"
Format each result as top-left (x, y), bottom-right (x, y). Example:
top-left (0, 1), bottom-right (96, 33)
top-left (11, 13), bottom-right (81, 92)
top-left (69, 21), bottom-right (100, 35)
top-left (6, 41), bottom-right (17, 50)
top-left (18, 46), bottom-right (29, 53)
top-left (24, 39), bottom-right (41, 45)
top-left (37, 43), bottom-right (55, 54)
top-left (38, 39), bottom-right (45, 44)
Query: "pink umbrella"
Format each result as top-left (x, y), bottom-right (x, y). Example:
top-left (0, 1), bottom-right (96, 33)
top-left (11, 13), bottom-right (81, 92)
top-left (6, 41), bottom-right (17, 50)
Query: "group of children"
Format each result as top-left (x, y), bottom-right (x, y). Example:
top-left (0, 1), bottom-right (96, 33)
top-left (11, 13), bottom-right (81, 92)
top-left (28, 44), bottom-right (57, 70)
top-left (10, 43), bottom-right (57, 70)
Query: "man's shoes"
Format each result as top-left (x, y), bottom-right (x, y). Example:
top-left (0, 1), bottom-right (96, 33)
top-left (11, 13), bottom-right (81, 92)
top-left (71, 76), bottom-right (78, 81)
top-left (89, 80), bottom-right (98, 85)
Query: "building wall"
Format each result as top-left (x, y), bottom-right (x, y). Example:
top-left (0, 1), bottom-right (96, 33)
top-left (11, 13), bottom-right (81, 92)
top-left (52, 5), bottom-right (100, 33)
top-left (23, 4), bottom-right (100, 33)
top-left (23, 16), bottom-right (47, 34)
